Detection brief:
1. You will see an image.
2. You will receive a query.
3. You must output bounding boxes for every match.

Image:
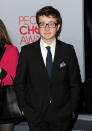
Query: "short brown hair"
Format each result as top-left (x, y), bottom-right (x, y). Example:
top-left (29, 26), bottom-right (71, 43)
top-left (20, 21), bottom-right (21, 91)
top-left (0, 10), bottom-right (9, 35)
top-left (36, 6), bottom-right (62, 37)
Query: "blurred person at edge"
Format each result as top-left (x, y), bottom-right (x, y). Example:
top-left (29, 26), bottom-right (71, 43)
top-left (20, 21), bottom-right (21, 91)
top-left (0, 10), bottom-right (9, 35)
top-left (0, 19), bottom-right (19, 131)
top-left (14, 6), bottom-right (81, 131)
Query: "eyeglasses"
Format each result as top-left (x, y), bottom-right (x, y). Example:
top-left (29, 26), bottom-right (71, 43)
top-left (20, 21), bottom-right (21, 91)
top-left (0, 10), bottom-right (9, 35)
top-left (38, 22), bottom-right (58, 28)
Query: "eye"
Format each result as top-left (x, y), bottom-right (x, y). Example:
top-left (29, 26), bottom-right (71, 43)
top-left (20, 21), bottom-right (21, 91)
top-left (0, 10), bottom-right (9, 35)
top-left (39, 22), bottom-right (46, 27)
top-left (49, 22), bottom-right (55, 27)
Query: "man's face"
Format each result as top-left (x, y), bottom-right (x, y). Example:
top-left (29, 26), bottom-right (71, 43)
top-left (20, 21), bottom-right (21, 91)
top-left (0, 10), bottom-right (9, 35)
top-left (38, 15), bottom-right (60, 44)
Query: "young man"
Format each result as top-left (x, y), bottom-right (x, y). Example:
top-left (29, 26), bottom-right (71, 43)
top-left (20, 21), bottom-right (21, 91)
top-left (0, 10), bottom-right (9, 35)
top-left (14, 6), bottom-right (81, 131)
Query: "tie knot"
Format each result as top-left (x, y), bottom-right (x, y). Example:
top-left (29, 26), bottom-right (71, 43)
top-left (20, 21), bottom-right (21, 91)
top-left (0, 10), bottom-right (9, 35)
top-left (46, 46), bottom-right (51, 52)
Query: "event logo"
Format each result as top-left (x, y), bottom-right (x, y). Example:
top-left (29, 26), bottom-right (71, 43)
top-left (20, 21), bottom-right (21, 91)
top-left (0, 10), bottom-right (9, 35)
top-left (19, 16), bottom-right (40, 44)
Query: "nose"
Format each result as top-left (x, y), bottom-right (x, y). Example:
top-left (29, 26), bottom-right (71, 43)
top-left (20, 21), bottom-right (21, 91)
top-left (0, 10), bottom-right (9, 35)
top-left (45, 24), bottom-right (50, 30)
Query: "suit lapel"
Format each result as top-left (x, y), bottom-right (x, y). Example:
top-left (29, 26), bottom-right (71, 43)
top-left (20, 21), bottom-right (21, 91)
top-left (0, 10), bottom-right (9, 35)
top-left (51, 40), bottom-right (64, 81)
top-left (35, 40), bottom-right (50, 81)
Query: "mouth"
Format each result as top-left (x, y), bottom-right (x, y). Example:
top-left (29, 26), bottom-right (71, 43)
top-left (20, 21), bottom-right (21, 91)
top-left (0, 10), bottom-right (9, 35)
top-left (45, 32), bottom-right (51, 35)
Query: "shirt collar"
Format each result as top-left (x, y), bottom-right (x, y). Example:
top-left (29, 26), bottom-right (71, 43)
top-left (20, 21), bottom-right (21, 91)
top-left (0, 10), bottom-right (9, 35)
top-left (40, 39), bottom-right (56, 51)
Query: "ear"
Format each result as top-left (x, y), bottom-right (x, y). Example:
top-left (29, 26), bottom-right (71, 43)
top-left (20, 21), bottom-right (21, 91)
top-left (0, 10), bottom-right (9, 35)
top-left (57, 24), bottom-right (60, 31)
top-left (37, 24), bottom-right (39, 29)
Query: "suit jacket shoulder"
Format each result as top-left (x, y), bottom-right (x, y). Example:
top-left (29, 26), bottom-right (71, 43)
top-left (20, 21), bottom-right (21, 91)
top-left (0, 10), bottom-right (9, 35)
top-left (57, 40), bottom-right (73, 49)
top-left (22, 40), bottom-right (39, 50)
top-left (56, 40), bottom-right (76, 57)
top-left (21, 40), bottom-right (40, 55)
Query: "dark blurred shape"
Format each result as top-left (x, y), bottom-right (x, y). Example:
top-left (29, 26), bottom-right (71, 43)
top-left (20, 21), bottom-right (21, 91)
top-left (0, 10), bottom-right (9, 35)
top-left (84, 0), bottom-right (92, 114)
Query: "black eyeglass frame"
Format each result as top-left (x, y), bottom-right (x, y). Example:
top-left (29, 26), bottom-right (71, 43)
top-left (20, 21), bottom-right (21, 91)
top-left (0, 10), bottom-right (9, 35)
top-left (38, 22), bottom-right (58, 28)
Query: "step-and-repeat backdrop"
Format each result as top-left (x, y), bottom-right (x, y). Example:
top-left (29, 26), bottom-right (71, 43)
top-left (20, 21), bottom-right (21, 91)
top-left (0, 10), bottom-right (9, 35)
top-left (0, 0), bottom-right (84, 81)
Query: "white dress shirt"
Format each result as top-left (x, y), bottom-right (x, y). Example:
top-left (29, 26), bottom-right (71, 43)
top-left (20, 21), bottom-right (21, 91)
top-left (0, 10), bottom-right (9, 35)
top-left (40, 39), bottom-right (56, 67)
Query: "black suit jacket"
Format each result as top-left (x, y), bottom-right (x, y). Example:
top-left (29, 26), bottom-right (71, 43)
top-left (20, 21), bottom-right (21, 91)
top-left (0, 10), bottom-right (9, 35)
top-left (14, 39), bottom-right (81, 123)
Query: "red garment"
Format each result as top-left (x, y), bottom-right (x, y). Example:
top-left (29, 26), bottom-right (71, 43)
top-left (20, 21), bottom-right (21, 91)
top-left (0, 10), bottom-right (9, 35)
top-left (0, 44), bottom-right (19, 85)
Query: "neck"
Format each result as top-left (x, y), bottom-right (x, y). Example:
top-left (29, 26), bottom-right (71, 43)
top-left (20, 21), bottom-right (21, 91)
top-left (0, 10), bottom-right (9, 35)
top-left (42, 38), bottom-right (56, 45)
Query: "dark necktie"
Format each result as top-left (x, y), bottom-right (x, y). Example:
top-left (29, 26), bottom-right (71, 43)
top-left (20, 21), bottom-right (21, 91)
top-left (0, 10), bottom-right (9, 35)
top-left (46, 46), bottom-right (52, 79)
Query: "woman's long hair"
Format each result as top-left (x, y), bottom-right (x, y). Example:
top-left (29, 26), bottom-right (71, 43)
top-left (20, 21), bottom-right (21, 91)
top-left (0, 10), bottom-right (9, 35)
top-left (0, 19), bottom-right (12, 46)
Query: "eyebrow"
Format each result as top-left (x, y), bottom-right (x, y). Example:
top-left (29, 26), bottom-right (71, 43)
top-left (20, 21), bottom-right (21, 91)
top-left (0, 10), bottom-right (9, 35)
top-left (39, 21), bottom-right (57, 23)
